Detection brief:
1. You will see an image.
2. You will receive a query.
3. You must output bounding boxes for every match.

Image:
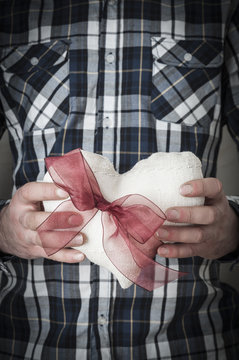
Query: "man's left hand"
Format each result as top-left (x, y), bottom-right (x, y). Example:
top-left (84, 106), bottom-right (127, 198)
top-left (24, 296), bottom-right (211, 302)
top-left (156, 178), bottom-right (239, 259)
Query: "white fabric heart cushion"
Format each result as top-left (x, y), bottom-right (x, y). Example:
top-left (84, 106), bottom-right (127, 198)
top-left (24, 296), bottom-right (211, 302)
top-left (43, 151), bottom-right (204, 289)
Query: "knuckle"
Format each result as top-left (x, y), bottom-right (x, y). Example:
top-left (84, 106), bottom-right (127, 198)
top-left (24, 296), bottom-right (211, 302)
top-left (21, 212), bottom-right (36, 230)
top-left (19, 213), bottom-right (28, 228)
top-left (190, 246), bottom-right (196, 257)
top-left (190, 180), bottom-right (203, 196)
top-left (215, 178), bottom-right (223, 193)
top-left (195, 228), bottom-right (203, 243)
top-left (166, 229), bottom-right (173, 241)
top-left (33, 233), bottom-right (40, 246)
top-left (186, 208), bottom-right (194, 223)
top-left (194, 179), bottom-right (206, 196)
top-left (207, 207), bottom-right (216, 224)
top-left (177, 230), bottom-right (185, 243)
top-left (50, 253), bottom-right (70, 263)
top-left (188, 245), bottom-right (195, 257)
top-left (43, 183), bottom-right (56, 198)
top-left (56, 212), bottom-right (69, 229)
top-left (19, 183), bottom-right (33, 201)
top-left (199, 180), bottom-right (206, 196)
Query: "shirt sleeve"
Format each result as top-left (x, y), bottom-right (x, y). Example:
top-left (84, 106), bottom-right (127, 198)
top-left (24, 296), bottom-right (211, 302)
top-left (219, 4), bottom-right (239, 265)
top-left (0, 99), bottom-right (6, 140)
top-left (0, 99), bottom-right (9, 212)
top-left (222, 3), bottom-right (239, 148)
top-left (0, 98), bottom-right (12, 264)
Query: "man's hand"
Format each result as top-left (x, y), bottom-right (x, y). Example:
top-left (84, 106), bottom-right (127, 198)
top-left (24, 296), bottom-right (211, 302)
top-left (156, 178), bottom-right (239, 259)
top-left (0, 182), bottom-right (86, 263)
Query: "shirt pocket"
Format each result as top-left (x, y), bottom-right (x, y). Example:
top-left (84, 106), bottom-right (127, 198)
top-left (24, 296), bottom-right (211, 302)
top-left (0, 39), bottom-right (71, 132)
top-left (151, 37), bottom-right (223, 127)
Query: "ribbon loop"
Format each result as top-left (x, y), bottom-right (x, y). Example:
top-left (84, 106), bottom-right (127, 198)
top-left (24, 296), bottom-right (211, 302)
top-left (38, 149), bottom-right (187, 291)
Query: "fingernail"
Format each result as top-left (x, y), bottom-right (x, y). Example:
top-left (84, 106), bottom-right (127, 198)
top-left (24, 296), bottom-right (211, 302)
top-left (155, 229), bottom-right (169, 239)
top-left (158, 246), bottom-right (169, 256)
top-left (68, 214), bottom-right (82, 226)
top-left (74, 234), bottom-right (83, 245)
top-left (74, 253), bottom-right (84, 261)
top-left (180, 184), bottom-right (193, 195)
top-left (56, 188), bottom-right (69, 198)
top-left (166, 209), bottom-right (179, 220)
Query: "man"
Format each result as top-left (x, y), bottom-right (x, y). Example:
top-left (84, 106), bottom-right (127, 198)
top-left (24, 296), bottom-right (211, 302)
top-left (0, 1), bottom-right (239, 359)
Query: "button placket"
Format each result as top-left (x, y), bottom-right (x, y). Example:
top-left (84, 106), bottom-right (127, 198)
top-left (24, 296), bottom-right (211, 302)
top-left (95, 0), bottom-right (118, 159)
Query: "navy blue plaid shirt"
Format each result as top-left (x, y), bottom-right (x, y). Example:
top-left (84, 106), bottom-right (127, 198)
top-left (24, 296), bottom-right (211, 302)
top-left (0, 1), bottom-right (239, 359)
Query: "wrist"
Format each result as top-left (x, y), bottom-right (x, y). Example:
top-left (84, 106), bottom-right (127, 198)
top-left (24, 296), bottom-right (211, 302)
top-left (0, 205), bottom-right (9, 255)
top-left (219, 200), bottom-right (239, 263)
top-left (0, 206), bottom-right (13, 266)
top-left (0, 199), bottom-right (10, 212)
top-left (230, 200), bottom-right (239, 255)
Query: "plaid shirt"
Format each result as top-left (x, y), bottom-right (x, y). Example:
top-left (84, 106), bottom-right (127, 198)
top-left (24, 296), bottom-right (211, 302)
top-left (0, 1), bottom-right (239, 359)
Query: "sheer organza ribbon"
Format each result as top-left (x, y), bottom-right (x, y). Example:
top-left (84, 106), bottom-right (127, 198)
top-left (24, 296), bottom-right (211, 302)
top-left (38, 149), bottom-right (186, 291)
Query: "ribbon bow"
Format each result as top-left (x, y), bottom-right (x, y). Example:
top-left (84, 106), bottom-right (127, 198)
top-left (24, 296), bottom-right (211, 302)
top-left (38, 149), bottom-right (186, 291)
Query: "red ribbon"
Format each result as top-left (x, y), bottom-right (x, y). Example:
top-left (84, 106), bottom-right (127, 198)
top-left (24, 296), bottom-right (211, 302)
top-left (38, 149), bottom-right (186, 291)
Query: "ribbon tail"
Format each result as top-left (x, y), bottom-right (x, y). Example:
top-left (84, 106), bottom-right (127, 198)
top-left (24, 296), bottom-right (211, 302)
top-left (101, 212), bottom-right (187, 291)
top-left (129, 238), bottom-right (187, 291)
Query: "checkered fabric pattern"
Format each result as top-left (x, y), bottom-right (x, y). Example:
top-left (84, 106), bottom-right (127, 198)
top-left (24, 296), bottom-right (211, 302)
top-left (0, 1), bottom-right (239, 359)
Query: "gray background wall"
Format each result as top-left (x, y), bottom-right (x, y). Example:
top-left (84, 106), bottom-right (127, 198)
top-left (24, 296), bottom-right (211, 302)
top-left (0, 127), bottom-right (239, 291)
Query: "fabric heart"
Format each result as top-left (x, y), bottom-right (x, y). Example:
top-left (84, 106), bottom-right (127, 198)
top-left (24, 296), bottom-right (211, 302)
top-left (41, 150), bottom-right (204, 290)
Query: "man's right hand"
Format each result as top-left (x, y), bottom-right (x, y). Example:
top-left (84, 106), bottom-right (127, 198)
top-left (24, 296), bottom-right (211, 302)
top-left (0, 182), bottom-right (86, 263)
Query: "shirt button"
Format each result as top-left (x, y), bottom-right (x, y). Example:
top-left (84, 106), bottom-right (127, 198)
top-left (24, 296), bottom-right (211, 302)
top-left (184, 53), bottom-right (192, 62)
top-left (106, 52), bottom-right (115, 64)
top-left (98, 315), bottom-right (107, 326)
top-left (103, 117), bottom-right (111, 129)
top-left (30, 57), bottom-right (39, 65)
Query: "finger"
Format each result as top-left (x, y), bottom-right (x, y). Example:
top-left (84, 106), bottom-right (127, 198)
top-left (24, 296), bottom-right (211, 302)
top-left (20, 211), bottom-right (83, 231)
top-left (66, 233), bottom-right (87, 248)
top-left (38, 230), bottom-right (84, 250)
top-left (47, 249), bottom-right (86, 263)
top-left (157, 243), bottom-right (197, 258)
top-left (24, 243), bottom-right (86, 263)
top-left (165, 205), bottom-right (217, 225)
top-left (17, 182), bottom-right (69, 204)
top-left (180, 178), bottom-right (223, 199)
top-left (20, 211), bottom-right (52, 230)
top-left (155, 225), bottom-right (204, 244)
top-left (29, 230), bottom-right (84, 250)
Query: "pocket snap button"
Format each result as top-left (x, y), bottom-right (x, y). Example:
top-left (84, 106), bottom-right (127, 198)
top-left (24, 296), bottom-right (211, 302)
top-left (184, 53), bottom-right (192, 62)
top-left (30, 57), bottom-right (39, 66)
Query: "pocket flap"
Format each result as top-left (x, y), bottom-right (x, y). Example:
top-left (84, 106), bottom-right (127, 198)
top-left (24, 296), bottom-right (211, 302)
top-left (152, 38), bottom-right (223, 68)
top-left (0, 39), bottom-right (70, 74)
